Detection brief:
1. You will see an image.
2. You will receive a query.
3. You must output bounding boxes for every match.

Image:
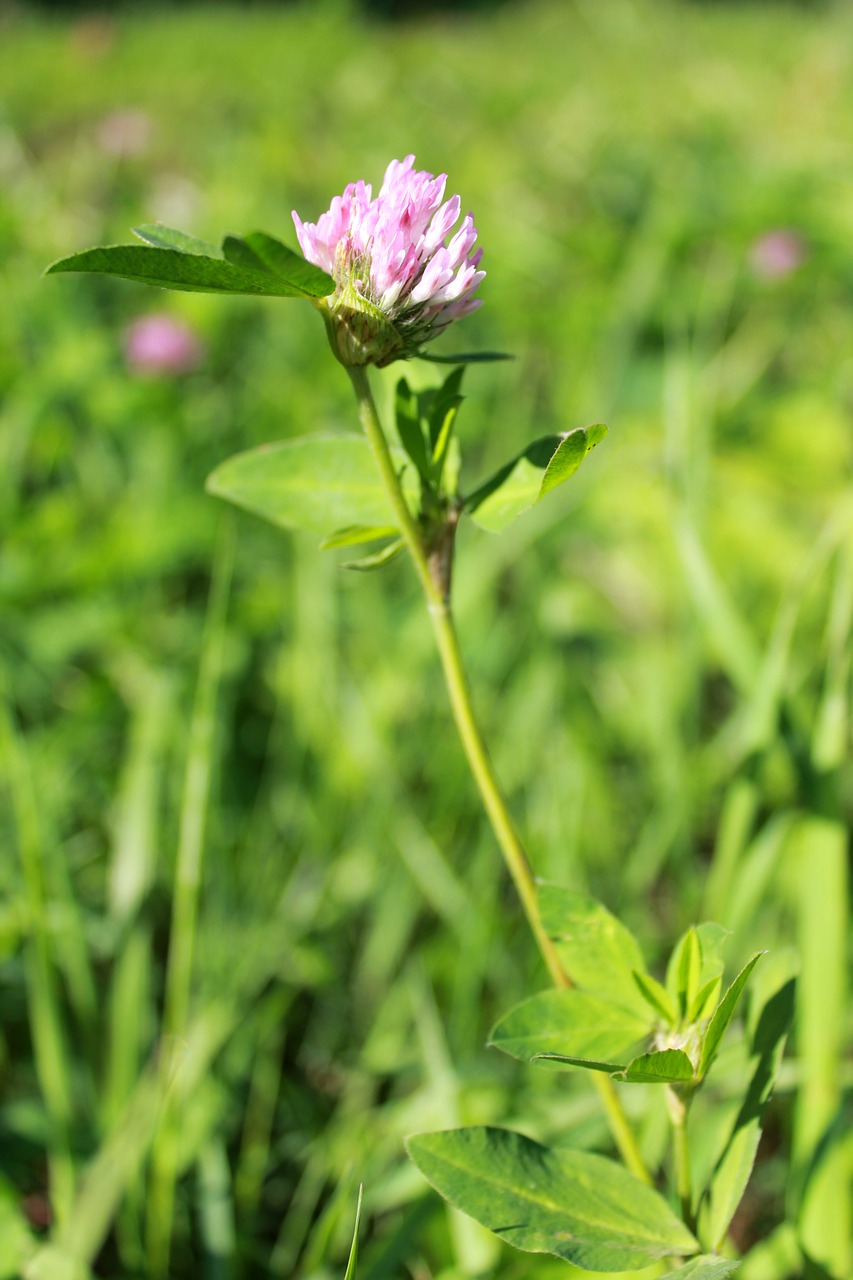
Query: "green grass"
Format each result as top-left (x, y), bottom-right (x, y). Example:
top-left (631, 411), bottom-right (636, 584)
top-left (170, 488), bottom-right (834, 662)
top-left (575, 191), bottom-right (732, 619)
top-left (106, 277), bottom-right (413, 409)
top-left (1, 0), bottom-right (852, 1277)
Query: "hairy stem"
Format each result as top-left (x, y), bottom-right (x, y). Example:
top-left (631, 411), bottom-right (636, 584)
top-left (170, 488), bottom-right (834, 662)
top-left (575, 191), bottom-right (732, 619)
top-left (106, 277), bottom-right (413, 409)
top-left (349, 365), bottom-right (651, 1185)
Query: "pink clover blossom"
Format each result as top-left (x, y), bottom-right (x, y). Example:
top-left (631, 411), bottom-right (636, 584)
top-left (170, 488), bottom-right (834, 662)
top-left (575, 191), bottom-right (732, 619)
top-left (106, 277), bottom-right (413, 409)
top-left (292, 155), bottom-right (484, 366)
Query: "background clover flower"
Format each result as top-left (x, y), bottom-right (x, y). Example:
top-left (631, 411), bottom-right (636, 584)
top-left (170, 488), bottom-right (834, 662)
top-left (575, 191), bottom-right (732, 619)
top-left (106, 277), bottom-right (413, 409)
top-left (292, 154), bottom-right (485, 366)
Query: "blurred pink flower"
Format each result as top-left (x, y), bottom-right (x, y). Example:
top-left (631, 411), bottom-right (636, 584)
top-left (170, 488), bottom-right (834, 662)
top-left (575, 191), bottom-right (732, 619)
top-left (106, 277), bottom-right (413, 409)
top-left (97, 109), bottom-right (151, 158)
top-left (293, 154), bottom-right (484, 366)
top-left (749, 229), bottom-right (805, 281)
top-left (124, 313), bottom-right (204, 376)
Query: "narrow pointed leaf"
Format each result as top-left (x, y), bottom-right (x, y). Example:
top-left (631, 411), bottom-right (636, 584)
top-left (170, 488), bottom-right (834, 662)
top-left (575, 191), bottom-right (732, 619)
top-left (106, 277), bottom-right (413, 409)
top-left (395, 378), bottom-right (431, 480)
top-left (46, 243), bottom-right (321, 298)
top-left (206, 435), bottom-right (418, 536)
top-left (658, 1258), bottom-right (739, 1279)
top-left (539, 423), bottom-right (607, 497)
top-left (696, 923), bottom-right (730, 987)
top-left (133, 223), bottom-right (220, 256)
top-left (407, 1128), bottom-right (698, 1270)
top-left (689, 975), bottom-right (722, 1024)
top-left (632, 969), bottom-right (678, 1025)
top-left (343, 539), bottom-right (404, 572)
top-left (319, 525), bottom-right (399, 551)
top-left (465, 424), bottom-right (606, 533)
top-left (699, 953), bottom-right (765, 1079)
top-left (537, 885), bottom-right (651, 1017)
top-left (697, 971), bottom-right (794, 1251)
top-left (343, 1185), bottom-right (363, 1280)
top-left (622, 1048), bottom-right (695, 1084)
top-left (489, 989), bottom-right (649, 1070)
top-left (415, 350), bottom-right (513, 364)
top-left (667, 926), bottom-right (701, 1020)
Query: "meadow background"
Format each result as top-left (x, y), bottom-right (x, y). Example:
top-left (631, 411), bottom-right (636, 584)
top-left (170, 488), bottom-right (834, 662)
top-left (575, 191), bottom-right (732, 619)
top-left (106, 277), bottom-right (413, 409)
top-left (1, 0), bottom-right (851, 1277)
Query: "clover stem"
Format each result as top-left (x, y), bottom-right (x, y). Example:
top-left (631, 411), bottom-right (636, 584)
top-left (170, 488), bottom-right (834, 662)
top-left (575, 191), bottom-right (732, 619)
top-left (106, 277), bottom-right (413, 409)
top-left (348, 365), bottom-right (651, 1187)
top-left (667, 1085), bottom-right (696, 1232)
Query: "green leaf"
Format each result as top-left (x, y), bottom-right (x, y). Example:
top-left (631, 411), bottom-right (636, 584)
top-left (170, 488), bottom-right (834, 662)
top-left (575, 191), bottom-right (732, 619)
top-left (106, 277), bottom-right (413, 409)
top-left (415, 350), bottom-right (513, 364)
top-left (206, 435), bottom-right (419, 537)
top-left (696, 923), bottom-right (730, 987)
top-left (697, 971), bottom-right (794, 1251)
top-left (223, 231), bottom-right (333, 296)
top-left (395, 378), bottom-right (432, 480)
top-left (133, 223), bottom-right (220, 255)
top-left (689, 975), bottom-right (723, 1024)
top-left (667, 926), bottom-right (702, 1021)
top-left (46, 241), bottom-right (331, 298)
top-left (632, 969), bottom-right (678, 1025)
top-left (319, 525), bottom-right (399, 551)
top-left (537, 885), bottom-right (650, 1018)
top-left (343, 1185), bottom-right (362, 1280)
top-left (658, 1257), bottom-right (739, 1279)
top-left (539, 423), bottom-right (607, 497)
top-left (342, 539), bottom-right (404, 572)
top-left (489, 989), bottom-right (649, 1070)
top-left (407, 1127), bottom-right (698, 1271)
top-left (622, 1048), bottom-right (695, 1084)
top-left (699, 953), bottom-right (765, 1079)
top-left (465, 424), bottom-right (607, 533)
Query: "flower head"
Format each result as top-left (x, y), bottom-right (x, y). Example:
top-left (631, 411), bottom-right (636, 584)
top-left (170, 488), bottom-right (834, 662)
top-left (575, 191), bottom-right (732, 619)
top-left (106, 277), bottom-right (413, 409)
top-left (292, 155), bottom-right (484, 367)
top-left (124, 313), bottom-right (203, 376)
top-left (749, 228), bottom-right (805, 281)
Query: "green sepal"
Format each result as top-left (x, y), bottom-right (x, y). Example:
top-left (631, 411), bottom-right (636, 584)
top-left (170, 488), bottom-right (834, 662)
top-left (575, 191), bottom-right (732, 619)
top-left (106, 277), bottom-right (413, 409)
top-left (465, 424), bottom-right (607, 533)
top-left (407, 1127), bottom-right (699, 1271)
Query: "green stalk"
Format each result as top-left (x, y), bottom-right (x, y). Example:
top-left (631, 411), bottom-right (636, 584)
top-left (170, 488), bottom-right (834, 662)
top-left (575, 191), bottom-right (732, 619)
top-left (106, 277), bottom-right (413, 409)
top-left (667, 1085), bottom-right (695, 1234)
top-left (348, 366), bottom-right (651, 1186)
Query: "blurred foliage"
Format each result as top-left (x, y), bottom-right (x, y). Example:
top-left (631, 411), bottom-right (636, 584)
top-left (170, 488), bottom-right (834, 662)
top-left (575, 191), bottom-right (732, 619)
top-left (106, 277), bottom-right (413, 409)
top-left (1, 0), bottom-right (852, 1277)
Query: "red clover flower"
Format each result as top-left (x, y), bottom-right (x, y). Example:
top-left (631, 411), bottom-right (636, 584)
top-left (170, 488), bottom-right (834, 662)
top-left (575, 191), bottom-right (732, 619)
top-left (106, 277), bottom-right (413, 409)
top-left (292, 155), bottom-right (484, 367)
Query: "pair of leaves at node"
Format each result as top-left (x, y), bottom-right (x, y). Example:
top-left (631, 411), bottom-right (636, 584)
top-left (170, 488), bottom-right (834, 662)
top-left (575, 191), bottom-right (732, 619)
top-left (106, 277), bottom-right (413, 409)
top-left (46, 223), bottom-right (335, 299)
top-left (206, 367), bottom-right (607, 567)
top-left (490, 887), bottom-right (763, 1087)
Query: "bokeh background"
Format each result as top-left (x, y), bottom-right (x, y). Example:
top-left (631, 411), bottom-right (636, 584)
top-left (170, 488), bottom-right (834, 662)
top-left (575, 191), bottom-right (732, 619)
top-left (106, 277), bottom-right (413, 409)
top-left (1, 1), bottom-right (851, 1278)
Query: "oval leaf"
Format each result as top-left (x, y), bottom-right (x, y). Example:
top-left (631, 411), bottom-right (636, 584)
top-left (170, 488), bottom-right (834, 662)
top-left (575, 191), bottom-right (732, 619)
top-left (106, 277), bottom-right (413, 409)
top-left (658, 1258), bottom-right (739, 1279)
top-left (46, 242), bottom-right (330, 298)
top-left (489, 989), bottom-right (649, 1071)
top-left (465, 424), bottom-right (607, 533)
top-left (407, 1127), bottom-right (698, 1271)
top-left (206, 435), bottom-right (418, 537)
top-left (223, 231), bottom-right (333, 295)
top-left (622, 1048), bottom-right (695, 1084)
top-left (537, 885), bottom-right (651, 1018)
top-left (132, 223), bottom-right (220, 256)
